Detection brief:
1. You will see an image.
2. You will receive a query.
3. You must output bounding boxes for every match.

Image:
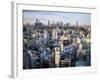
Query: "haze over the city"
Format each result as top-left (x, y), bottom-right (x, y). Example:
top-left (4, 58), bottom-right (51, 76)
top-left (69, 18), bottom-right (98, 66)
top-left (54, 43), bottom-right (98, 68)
top-left (23, 10), bottom-right (91, 26)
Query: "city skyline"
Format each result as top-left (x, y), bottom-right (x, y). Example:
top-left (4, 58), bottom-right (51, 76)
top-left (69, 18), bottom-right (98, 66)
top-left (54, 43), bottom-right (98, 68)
top-left (23, 10), bottom-right (91, 26)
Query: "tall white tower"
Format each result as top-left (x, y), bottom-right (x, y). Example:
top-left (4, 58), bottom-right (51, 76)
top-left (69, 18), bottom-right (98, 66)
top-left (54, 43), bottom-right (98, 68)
top-left (52, 28), bottom-right (58, 40)
top-left (54, 47), bottom-right (60, 67)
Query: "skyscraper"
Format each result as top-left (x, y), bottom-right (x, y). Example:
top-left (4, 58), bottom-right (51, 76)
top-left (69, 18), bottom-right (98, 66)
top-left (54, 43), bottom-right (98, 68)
top-left (76, 21), bottom-right (78, 27)
top-left (48, 20), bottom-right (50, 26)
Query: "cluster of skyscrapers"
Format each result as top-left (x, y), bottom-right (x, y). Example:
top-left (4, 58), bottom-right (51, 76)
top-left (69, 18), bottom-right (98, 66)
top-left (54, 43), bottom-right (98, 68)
top-left (23, 18), bottom-right (91, 69)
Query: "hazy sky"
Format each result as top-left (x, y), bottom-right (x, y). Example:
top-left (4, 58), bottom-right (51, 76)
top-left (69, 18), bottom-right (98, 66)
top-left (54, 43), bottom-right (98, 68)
top-left (23, 10), bottom-right (91, 26)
